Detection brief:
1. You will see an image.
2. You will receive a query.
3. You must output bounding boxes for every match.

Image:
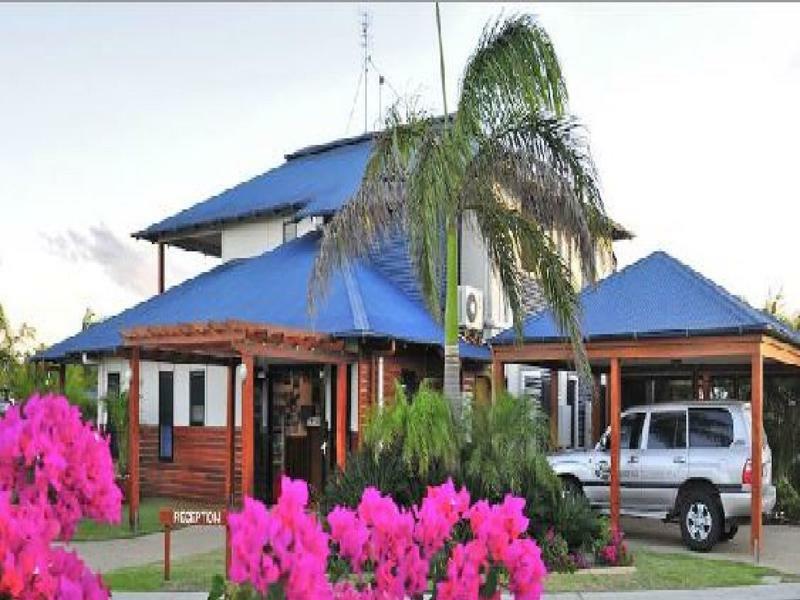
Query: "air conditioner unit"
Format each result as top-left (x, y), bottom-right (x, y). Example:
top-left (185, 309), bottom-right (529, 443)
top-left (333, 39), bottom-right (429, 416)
top-left (458, 285), bottom-right (484, 331)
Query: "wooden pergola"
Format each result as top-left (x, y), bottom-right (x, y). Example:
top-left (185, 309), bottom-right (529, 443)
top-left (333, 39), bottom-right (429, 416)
top-left (492, 332), bottom-right (800, 558)
top-left (122, 320), bottom-right (355, 528)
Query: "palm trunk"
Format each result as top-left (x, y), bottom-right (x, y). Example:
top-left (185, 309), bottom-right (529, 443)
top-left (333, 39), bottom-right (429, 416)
top-left (435, 3), bottom-right (462, 417)
top-left (443, 221), bottom-right (461, 417)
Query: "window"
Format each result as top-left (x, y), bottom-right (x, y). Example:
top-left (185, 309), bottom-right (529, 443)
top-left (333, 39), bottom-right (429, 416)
top-left (283, 220), bottom-right (297, 243)
top-left (620, 412), bottom-right (645, 450)
top-left (158, 371), bottom-right (174, 461)
top-left (189, 371), bottom-right (205, 426)
top-left (689, 408), bottom-right (734, 448)
top-left (107, 372), bottom-right (120, 398)
top-left (648, 411), bottom-right (687, 449)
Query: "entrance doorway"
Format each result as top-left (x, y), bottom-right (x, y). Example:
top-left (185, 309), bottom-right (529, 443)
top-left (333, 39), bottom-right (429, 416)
top-left (253, 365), bottom-right (331, 503)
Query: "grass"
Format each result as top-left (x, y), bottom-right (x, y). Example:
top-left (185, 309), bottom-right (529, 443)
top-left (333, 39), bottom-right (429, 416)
top-left (546, 550), bottom-right (791, 592)
top-left (104, 550), bottom-right (224, 592)
top-left (73, 497), bottom-right (199, 541)
top-left (104, 549), bottom-right (793, 594)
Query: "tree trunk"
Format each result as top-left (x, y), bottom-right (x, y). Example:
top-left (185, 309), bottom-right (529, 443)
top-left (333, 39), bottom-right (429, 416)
top-left (443, 220), bottom-right (461, 418)
top-left (435, 2), bottom-right (461, 418)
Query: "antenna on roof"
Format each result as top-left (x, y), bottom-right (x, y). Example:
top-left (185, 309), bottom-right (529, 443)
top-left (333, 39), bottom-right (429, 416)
top-left (360, 11), bottom-right (370, 134)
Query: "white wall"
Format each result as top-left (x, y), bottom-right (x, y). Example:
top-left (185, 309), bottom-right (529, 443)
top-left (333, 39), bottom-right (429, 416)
top-left (98, 358), bottom-right (241, 428)
top-left (460, 212), bottom-right (512, 336)
top-left (220, 216), bottom-right (323, 262)
top-left (221, 219), bottom-right (284, 261)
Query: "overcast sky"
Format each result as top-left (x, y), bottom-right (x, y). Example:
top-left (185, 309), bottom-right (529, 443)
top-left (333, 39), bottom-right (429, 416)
top-left (2, 3), bottom-right (799, 345)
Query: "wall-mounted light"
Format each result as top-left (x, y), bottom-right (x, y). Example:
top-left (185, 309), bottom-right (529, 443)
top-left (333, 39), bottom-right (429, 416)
top-left (237, 362), bottom-right (248, 381)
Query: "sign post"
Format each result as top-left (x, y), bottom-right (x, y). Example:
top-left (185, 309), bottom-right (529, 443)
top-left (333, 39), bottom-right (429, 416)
top-left (159, 507), bottom-right (227, 582)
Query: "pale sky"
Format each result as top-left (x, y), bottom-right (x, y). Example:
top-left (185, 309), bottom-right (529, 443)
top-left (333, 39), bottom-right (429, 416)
top-left (1, 3), bottom-right (799, 345)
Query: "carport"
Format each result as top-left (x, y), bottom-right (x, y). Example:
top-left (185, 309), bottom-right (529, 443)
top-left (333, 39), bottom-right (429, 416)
top-left (491, 252), bottom-right (800, 558)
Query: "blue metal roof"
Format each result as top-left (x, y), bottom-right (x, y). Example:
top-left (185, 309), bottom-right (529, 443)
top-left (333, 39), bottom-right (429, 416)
top-left (38, 231), bottom-right (490, 362)
top-left (134, 136), bottom-right (373, 240)
top-left (493, 251), bottom-right (800, 347)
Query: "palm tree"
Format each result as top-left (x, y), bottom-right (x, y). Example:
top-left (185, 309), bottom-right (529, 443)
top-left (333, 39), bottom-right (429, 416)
top-left (310, 12), bottom-right (609, 418)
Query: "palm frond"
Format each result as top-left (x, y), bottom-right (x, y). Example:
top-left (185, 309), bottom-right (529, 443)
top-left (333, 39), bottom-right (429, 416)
top-left (458, 14), bottom-right (568, 136)
top-left (308, 106), bottom-right (431, 312)
top-left (469, 196), bottom-right (587, 371)
top-left (466, 112), bottom-right (609, 284)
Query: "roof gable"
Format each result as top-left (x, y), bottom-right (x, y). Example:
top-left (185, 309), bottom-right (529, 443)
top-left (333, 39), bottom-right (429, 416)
top-left (134, 137), bottom-right (373, 241)
top-left (493, 251), bottom-right (800, 346)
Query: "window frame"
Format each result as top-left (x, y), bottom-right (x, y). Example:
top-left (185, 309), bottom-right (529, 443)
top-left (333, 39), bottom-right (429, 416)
top-left (646, 409), bottom-right (688, 450)
top-left (106, 372), bottom-right (121, 398)
top-left (689, 407), bottom-right (734, 449)
top-left (189, 370), bottom-right (206, 427)
top-left (158, 371), bottom-right (174, 462)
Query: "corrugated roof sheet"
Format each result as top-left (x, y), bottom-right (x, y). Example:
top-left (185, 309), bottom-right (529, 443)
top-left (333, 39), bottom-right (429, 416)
top-left (38, 231), bottom-right (490, 362)
top-left (134, 137), bottom-right (373, 240)
top-left (493, 251), bottom-right (800, 347)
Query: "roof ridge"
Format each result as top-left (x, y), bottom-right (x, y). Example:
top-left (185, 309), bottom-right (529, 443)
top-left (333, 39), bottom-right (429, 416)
top-left (342, 261), bottom-right (370, 332)
top-left (285, 132), bottom-right (375, 161)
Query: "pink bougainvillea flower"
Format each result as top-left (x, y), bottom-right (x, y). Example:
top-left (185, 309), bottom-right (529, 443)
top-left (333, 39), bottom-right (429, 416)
top-left (229, 475), bottom-right (547, 599)
top-left (0, 395), bottom-right (120, 599)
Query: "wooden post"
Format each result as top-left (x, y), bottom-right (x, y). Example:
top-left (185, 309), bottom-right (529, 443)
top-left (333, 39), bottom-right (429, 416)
top-left (609, 357), bottom-right (622, 533)
top-left (57, 363), bottom-right (66, 394)
top-left (241, 354), bottom-right (255, 498)
top-left (549, 370), bottom-right (559, 448)
top-left (336, 363), bottom-right (347, 470)
top-left (225, 364), bottom-right (236, 506)
top-left (163, 524), bottom-right (171, 580)
top-left (750, 348), bottom-right (764, 559)
top-left (128, 346), bottom-right (141, 530)
top-left (158, 242), bottom-right (165, 294)
top-left (491, 359), bottom-right (504, 403)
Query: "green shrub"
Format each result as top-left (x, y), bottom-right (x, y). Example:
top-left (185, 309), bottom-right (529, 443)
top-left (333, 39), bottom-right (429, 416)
top-left (105, 392), bottom-right (129, 475)
top-left (320, 440), bottom-right (452, 514)
top-left (538, 528), bottom-right (575, 573)
top-left (326, 385), bottom-right (606, 557)
top-left (463, 391), bottom-right (550, 500)
top-left (363, 381), bottom-right (460, 477)
top-left (777, 478), bottom-right (800, 522)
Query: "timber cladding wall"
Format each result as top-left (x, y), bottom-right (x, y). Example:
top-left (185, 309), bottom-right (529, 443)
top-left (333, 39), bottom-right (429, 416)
top-left (140, 425), bottom-right (241, 503)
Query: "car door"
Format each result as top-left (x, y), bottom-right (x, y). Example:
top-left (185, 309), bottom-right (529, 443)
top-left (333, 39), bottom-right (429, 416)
top-left (638, 408), bottom-right (688, 512)
top-left (590, 412), bottom-right (645, 510)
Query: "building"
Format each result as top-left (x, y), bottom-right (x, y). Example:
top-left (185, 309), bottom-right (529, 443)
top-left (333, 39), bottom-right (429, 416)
top-left (37, 131), bottom-right (630, 519)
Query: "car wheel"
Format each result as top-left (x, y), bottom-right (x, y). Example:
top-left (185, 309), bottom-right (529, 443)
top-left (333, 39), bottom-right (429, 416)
top-left (679, 487), bottom-right (723, 552)
top-left (560, 476), bottom-right (584, 500)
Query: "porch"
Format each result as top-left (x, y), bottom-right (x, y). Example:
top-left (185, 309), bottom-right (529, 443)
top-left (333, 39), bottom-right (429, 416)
top-left (122, 321), bottom-right (356, 528)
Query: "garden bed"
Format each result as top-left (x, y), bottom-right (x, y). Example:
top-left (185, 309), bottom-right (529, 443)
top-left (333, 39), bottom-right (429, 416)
top-left (104, 549), bottom-right (792, 594)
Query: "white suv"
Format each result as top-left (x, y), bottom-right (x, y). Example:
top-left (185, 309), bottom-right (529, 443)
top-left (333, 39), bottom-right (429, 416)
top-left (548, 401), bottom-right (776, 551)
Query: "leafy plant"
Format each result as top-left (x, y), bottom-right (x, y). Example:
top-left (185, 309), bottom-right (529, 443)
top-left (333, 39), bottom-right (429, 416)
top-left (363, 381), bottom-right (460, 477)
top-left (463, 391), bottom-right (550, 499)
top-left (105, 391), bottom-right (129, 476)
top-left (776, 478), bottom-right (800, 522)
top-left (321, 438), bottom-right (453, 515)
top-left (538, 528), bottom-right (575, 573)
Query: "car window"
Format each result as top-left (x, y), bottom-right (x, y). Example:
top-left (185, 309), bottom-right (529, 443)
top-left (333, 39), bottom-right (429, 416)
top-left (689, 408), bottom-right (734, 448)
top-left (620, 413), bottom-right (645, 450)
top-left (648, 411), bottom-right (687, 449)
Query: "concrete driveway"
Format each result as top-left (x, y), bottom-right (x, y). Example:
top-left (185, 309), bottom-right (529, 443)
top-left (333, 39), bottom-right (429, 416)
top-left (621, 516), bottom-right (800, 576)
